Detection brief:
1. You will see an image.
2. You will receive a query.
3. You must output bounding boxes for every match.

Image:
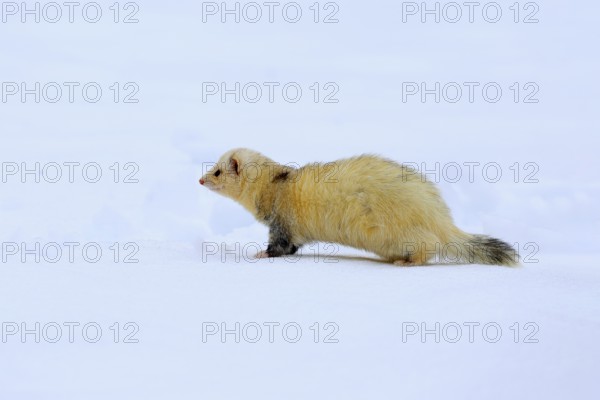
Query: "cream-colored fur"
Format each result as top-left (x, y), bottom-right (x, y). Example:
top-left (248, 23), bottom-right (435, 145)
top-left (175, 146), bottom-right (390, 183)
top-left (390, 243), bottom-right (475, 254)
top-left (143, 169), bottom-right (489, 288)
top-left (200, 148), bottom-right (517, 266)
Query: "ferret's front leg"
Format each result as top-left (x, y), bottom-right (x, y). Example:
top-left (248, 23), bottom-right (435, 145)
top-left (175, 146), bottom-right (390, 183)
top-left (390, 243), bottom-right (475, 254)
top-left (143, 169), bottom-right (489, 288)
top-left (255, 221), bottom-right (299, 258)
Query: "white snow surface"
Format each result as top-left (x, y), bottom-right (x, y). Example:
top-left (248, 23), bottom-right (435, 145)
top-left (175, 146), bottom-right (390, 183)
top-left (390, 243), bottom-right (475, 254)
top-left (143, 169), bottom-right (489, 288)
top-left (1, 1), bottom-right (599, 399)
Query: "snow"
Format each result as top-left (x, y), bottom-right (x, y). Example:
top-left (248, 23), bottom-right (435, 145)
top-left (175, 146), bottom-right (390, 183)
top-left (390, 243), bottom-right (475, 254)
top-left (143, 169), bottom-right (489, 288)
top-left (1, 1), bottom-right (599, 399)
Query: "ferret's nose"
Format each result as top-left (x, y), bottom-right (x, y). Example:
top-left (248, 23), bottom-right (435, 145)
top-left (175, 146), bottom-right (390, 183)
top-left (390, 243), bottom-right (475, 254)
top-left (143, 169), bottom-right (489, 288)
top-left (199, 178), bottom-right (205, 185)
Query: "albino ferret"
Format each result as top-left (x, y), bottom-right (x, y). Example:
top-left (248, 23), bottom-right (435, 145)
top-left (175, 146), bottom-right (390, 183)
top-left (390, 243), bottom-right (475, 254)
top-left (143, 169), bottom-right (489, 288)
top-left (199, 148), bottom-right (517, 266)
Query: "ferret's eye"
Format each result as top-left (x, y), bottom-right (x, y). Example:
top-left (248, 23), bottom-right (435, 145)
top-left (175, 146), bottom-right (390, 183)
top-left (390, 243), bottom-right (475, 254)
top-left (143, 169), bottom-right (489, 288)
top-left (214, 170), bottom-right (221, 177)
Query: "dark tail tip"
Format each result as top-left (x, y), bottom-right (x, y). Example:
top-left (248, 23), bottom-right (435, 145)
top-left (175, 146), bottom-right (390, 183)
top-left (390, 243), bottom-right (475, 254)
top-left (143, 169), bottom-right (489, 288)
top-left (468, 235), bottom-right (519, 266)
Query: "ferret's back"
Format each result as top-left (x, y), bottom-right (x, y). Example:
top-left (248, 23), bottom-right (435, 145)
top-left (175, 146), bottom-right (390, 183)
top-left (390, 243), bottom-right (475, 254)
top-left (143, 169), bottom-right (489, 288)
top-left (288, 155), bottom-right (451, 246)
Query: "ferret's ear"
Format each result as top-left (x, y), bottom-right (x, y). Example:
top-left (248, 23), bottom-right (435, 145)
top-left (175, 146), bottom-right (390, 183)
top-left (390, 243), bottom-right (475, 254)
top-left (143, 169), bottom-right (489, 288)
top-left (229, 157), bottom-right (240, 175)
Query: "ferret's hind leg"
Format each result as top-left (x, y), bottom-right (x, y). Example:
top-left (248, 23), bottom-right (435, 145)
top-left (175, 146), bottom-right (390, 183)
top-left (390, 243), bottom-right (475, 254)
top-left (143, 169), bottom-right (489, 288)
top-left (391, 252), bottom-right (427, 266)
top-left (393, 257), bottom-right (417, 267)
top-left (388, 229), bottom-right (440, 266)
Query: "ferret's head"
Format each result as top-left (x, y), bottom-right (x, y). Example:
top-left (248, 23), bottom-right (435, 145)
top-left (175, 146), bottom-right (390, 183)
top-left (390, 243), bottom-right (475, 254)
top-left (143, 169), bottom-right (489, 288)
top-left (199, 148), bottom-right (273, 203)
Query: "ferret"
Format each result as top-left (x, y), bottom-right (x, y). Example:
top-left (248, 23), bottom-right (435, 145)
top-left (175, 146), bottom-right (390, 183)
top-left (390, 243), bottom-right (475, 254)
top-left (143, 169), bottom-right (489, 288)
top-left (199, 148), bottom-right (518, 266)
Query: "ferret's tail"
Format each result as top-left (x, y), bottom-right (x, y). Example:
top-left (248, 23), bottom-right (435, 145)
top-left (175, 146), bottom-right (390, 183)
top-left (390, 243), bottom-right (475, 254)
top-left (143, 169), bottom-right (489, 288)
top-left (449, 231), bottom-right (519, 266)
